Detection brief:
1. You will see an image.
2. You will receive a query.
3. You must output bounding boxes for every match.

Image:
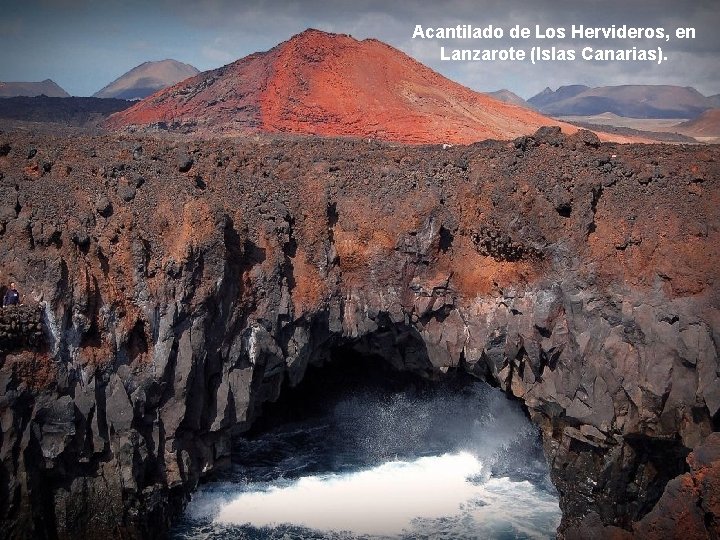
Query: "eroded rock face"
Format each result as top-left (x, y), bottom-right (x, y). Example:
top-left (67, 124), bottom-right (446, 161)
top-left (0, 128), bottom-right (718, 538)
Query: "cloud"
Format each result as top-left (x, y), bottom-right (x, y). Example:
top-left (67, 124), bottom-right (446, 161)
top-left (0, 0), bottom-right (718, 97)
top-left (200, 37), bottom-right (237, 65)
top-left (0, 17), bottom-right (23, 37)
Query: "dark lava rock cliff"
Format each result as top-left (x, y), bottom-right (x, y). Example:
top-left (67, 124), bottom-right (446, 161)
top-left (0, 127), bottom-right (718, 539)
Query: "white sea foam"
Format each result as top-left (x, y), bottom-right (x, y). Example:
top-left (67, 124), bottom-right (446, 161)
top-left (191, 452), bottom-right (559, 538)
top-left (180, 383), bottom-right (562, 539)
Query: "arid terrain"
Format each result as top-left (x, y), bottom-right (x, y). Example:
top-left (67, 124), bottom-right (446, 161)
top-left (529, 85), bottom-right (720, 144)
top-left (677, 109), bottom-right (720, 140)
top-left (529, 84), bottom-right (715, 119)
top-left (556, 112), bottom-right (720, 144)
top-left (7, 32), bottom-right (717, 146)
top-left (557, 114), bottom-right (700, 143)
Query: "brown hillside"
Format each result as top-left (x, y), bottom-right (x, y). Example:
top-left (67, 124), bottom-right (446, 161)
top-left (676, 108), bottom-right (720, 136)
top-left (0, 79), bottom-right (70, 98)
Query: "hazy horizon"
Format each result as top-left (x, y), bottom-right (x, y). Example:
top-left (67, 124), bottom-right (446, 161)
top-left (1, 0), bottom-right (718, 99)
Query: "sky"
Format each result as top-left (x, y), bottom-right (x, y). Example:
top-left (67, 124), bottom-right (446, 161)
top-left (1, 0), bottom-right (719, 99)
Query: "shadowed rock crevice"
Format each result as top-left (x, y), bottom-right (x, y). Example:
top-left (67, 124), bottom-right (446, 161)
top-left (242, 348), bottom-right (449, 437)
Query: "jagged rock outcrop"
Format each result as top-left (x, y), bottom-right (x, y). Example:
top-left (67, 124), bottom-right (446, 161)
top-left (0, 127), bottom-right (718, 538)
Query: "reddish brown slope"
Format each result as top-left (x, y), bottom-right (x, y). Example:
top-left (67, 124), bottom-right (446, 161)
top-left (107, 29), bottom-right (586, 144)
top-left (676, 108), bottom-right (720, 137)
top-left (105, 49), bottom-right (278, 131)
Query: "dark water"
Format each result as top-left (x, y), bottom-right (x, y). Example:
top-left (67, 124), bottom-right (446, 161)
top-left (170, 368), bottom-right (560, 539)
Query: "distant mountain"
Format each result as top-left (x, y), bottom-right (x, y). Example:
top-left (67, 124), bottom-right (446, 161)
top-left (106, 30), bottom-right (584, 144)
top-left (529, 85), bottom-right (713, 119)
top-left (675, 108), bottom-right (720, 137)
top-left (708, 94), bottom-right (720, 107)
top-left (528, 85), bottom-right (589, 109)
top-left (93, 60), bottom-right (200, 100)
top-left (0, 79), bottom-right (70, 98)
top-left (486, 89), bottom-right (533, 109)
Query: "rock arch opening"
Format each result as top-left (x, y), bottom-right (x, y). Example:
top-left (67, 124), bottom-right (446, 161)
top-left (173, 340), bottom-right (562, 538)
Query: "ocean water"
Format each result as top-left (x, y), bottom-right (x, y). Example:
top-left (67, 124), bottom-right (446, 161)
top-left (171, 376), bottom-right (561, 540)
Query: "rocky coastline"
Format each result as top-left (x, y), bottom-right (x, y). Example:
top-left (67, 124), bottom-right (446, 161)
top-left (0, 127), bottom-right (718, 538)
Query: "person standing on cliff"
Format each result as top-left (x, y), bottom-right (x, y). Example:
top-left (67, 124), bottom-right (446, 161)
top-left (3, 282), bottom-right (20, 307)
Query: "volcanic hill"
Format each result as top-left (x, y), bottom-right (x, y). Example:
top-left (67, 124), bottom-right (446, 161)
top-left (0, 79), bottom-right (69, 98)
top-left (106, 29), bottom-right (580, 144)
top-left (676, 108), bottom-right (720, 137)
top-left (94, 59), bottom-right (200, 100)
top-left (486, 89), bottom-right (534, 109)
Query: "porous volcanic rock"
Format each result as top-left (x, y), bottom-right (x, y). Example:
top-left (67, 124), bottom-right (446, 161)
top-left (0, 127), bottom-right (718, 539)
top-left (105, 29), bottom-right (587, 145)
